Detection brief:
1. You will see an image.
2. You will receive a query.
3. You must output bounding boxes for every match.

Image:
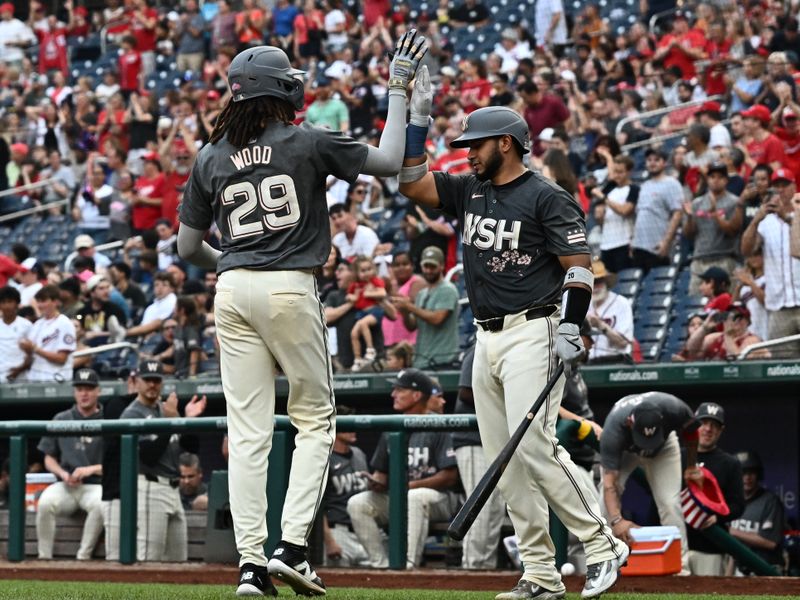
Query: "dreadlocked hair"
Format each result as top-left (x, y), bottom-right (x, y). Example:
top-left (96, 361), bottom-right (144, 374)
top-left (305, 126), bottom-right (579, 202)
top-left (209, 95), bottom-right (296, 148)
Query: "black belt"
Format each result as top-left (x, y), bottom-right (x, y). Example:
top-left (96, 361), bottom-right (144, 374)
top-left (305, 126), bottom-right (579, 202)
top-left (477, 305), bottom-right (557, 332)
top-left (143, 473), bottom-right (180, 488)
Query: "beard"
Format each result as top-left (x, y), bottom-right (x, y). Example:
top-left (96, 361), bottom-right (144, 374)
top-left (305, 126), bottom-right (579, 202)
top-left (474, 143), bottom-right (503, 182)
top-left (593, 283), bottom-right (609, 304)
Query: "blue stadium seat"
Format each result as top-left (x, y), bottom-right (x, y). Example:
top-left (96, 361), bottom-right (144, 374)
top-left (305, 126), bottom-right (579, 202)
top-left (634, 324), bottom-right (667, 343)
top-left (674, 295), bottom-right (706, 314)
top-left (612, 280), bottom-right (639, 300)
top-left (616, 268), bottom-right (643, 283)
top-left (644, 265), bottom-right (677, 281)
top-left (638, 341), bottom-right (663, 362)
top-left (635, 309), bottom-right (669, 328)
top-left (642, 279), bottom-right (674, 296)
top-left (641, 294), bottom-right (673, 312)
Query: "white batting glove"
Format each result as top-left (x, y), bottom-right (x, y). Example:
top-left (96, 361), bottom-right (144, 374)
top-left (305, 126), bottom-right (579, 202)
top-left (409, 65), bottom-right (432, 127)
top-left (555, 322), bottom-right (585, 375)
top-left (388, 28), bottom-right (428, 93)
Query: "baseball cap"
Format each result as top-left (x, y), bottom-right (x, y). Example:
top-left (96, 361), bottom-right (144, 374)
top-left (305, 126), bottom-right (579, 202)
top-left (697, 100), bottom-right (721, 115)
top-left (387, 368), bottom-right (433, 397)
top-left (501, 27), bottom-right (518, 41)
top-left (143, 151), bottom-right (160, 163)
top-left (74, 234), bottom-right (95, 250)
top-left (10, 142), bottom-right (28, 155)
top-left (631, 402), bottom-right (666, 451)
top-left (206, 89), bottom-right (220, 101)
top-left (741, 104), bottom-right (772, 124)
top-left (695, 402), bottom-right (725, 425)
top-left (137, 359), bottom-right (164, 380)
top-left (86, 274), bottom-right (108, 292)
top-left (74, 6), bottom-right (88, 16)
top-left (72, 368), bottom-right (100, 387)
top-left (783, 106), bottom-right (797, 120)
top-left (77, 269), bottom-right (95, 283)
top-left (420, 246), bottom-right (445, 267)
top-left (728, 301), bottom-right (751, 321)
top-left (538, 127), bottom-right (555, 142)
top-left (706, 161), bottom-right (728, 177)
top-left (700, 266), bottom-right (730, 285)
top-left (0, 3), bottom-right (14, 14)
top-left (771, 168), bottom-right (796, 184)
top-left (20, 257), bottom-right (38, 272)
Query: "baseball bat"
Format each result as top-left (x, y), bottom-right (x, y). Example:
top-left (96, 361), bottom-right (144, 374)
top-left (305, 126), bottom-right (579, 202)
top-left (448, 362), bottom-right (565, 541)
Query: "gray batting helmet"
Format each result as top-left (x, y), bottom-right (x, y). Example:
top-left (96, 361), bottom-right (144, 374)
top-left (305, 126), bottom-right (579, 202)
top-left (228, 46), bottom-right (306, 109)
top-left (450, 106), bottom-right (531, 154)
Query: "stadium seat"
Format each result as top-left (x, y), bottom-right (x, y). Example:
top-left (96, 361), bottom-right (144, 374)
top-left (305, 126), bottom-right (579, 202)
top-left (642, 279), bottom-right (674, 296)
top-left (644, 265), bottom-right (677, 281)
top-left (616, 268), bottom-right (643, 283)
top-left (634, 324), bottom-right (667, 343)
top-left (638, 341), bottom-right (663, 361)
top-left (641, 294), bottom-right (673, 311)
top-left (635, 309), bottom-right (670, 328)
top-left (612, 280), bottom-right (639, 299)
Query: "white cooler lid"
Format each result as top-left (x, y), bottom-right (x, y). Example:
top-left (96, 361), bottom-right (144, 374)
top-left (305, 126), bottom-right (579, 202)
top-left (25, 473), bottom-right (57, 484)
top-left (628, 526), bottom-right (681, 542)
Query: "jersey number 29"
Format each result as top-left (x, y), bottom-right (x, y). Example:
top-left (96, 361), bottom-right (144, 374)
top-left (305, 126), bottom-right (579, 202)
top-left (222, 175), bottom-right (300, 239)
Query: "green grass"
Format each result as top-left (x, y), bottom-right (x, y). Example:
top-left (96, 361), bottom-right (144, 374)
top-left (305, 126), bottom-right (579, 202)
top-left (0, 582), bottom-right (792, 600)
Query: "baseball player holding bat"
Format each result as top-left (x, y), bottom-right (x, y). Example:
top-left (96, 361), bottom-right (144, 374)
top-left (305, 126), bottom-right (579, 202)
top-left (399, 81), bottom-right (628, 598)
top-left (177, 34), bottom-right (428, 596)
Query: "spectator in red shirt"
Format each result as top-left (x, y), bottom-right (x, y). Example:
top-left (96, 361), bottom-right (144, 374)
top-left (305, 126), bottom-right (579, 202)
top-left (457, 58), bottom-right (491, 114)
top-left (699, 266), bottom-right (732, 313)
top-left (126, 0), bottom-right (158, 77)
top-left (36, 15), bottom-right (68, 77)
top-left (773, 106), bottom-right (800, 181)
top-left (703, 20), bottom-right (731, 97)
top-left (741, 104), bottom-right (786, 172)
top-left (519, 80), bottom-right (569, 155)
top-left (117, 35), bottom-right (142, 99)
top-left (653, 13), bottom-right (707, 79)
top-left (66, 3), bottom-right (90, 38)
top-left (235, 0), bottom-right (265, 50)
top-left (131, 152), bottom-right (165, 233)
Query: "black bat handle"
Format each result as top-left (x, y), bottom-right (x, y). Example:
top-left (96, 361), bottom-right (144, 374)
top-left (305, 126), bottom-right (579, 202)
top-left (448, 362), bottom-right (565, 541)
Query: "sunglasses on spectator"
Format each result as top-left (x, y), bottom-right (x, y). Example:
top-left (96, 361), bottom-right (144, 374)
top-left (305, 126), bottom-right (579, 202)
top-left (354, 188), bottom-right (366, 194)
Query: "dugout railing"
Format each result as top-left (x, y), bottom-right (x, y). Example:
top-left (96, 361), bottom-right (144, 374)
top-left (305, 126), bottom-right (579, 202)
top-left (0, 414), bottom-right (477, 569)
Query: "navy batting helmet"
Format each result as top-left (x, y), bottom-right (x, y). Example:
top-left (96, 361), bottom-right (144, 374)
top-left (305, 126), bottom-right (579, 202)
top-left (228, 46), bottom-right (306, 109)
top-left (450, 106), bottom-right (531, 154)
top-left (736, 450), bottom-right (763, 479)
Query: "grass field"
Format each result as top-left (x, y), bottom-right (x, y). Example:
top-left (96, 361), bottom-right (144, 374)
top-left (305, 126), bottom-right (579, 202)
top-left (0, 582), bottom-right (792, 600)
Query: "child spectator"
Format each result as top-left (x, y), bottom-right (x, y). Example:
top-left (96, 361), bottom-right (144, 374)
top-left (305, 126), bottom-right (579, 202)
top-left (347, 255), bottom-right (387, 372)
top-left (384, 341), bottom-right (414, 371)
top-left (118, 35), bottom-right (142, 99)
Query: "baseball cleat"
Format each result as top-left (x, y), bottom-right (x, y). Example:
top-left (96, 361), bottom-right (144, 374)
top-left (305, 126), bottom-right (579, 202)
top-left (494, 579), bottom-right (566, 600)
top-left (581, 543), bottom-right (630, 598)
top-left (268, 542), bottom-right (326, 596)
top-left (236, 563), bottom-right (277, 597)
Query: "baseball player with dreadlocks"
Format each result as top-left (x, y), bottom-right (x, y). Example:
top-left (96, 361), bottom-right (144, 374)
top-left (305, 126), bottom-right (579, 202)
top-left (399, 82), bottom-right (628, 599)
top-left (177, 34), bottom-right (428, 596)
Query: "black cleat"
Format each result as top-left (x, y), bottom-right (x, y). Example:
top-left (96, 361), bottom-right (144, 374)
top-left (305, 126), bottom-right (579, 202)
top-left (237, 563), bottom-right (278, 596)
top-left (267, 541), bottom-right (326, 596)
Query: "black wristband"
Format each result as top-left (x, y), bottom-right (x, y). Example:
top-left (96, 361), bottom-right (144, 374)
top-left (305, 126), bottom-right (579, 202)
top-left (560, 285), bottom-right (592, 326)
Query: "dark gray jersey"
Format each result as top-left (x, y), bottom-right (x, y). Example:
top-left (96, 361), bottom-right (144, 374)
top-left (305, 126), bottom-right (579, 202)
top-left (371, 430), bottom-right (457, 483)
top-left (120, 398), bottom-right (182, 478)
top-left (600, 392), bottom-right (696, 469)
top-left (37, 406), bottom-right (104, 483)
top-left (180, 122), bottom-right (369, 274)
top-left (730, 488), bottom-right (786, 568)
top-left (433, 170), bottom-right (589, 320)
top-left (325, 446), bottom-right (368, 526)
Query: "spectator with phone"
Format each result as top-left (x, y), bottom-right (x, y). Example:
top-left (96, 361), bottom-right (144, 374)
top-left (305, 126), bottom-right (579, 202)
top-left (738, 165), bottom-right (773, 230)
top-left (686, 302), bottom-right (770, 360)
top-left (741, 167), bottom-right (800, 356)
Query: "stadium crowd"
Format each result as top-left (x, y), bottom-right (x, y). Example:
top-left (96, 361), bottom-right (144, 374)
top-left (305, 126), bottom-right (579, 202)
top-left (0, 0), bottom-right (797, 579)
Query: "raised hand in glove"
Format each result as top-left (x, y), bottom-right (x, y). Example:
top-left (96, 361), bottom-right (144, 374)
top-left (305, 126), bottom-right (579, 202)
top-left (388, 28), bottom-right (428, 93)
top-left (555, 322), bottom-right (585, 375)
top-left (409, 64), bottom-right (432, 127)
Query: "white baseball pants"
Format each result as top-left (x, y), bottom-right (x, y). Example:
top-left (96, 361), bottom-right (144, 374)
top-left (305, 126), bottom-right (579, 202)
top-left (136, 475), bottom-right (187, 561)
top-left (36, 481), bottom-right (103, 560)
top-left (101, 499), bottom-right (120, 561)
top-left (215, 269), bottom-right (336, 568)
top-left (604, 432), bottom-right (689, 570)
top-left (455, 445), bottom-right (507, 569)
top-left (347, 488), bottom-right (453, 568)
top-left (472, 312), bottom-right (625, 591)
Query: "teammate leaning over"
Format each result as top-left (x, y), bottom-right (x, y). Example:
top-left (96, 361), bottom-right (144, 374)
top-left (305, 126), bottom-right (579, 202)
top-left (176, 34), bottom-right (427, 597)
top-left (399, 79), bottom-right (628, 600)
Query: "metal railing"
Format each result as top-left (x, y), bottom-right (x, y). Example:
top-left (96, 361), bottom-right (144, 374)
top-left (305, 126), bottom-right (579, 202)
top-left (614, 95), bottom-right (723, 140)
top-left (73, 342), bottom-right (139, 359)
top-left (0, 414), bottom-right (477, 568)
top-left (738, 334), bottom-right (800, 360)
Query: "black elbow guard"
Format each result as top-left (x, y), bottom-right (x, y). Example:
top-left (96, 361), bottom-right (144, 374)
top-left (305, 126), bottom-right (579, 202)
top-left (560, 266), bottom-right (594, 325)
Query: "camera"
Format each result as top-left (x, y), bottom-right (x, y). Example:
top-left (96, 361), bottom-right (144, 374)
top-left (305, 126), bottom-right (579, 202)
top-left (712, 311), bottom-right (728, 323)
